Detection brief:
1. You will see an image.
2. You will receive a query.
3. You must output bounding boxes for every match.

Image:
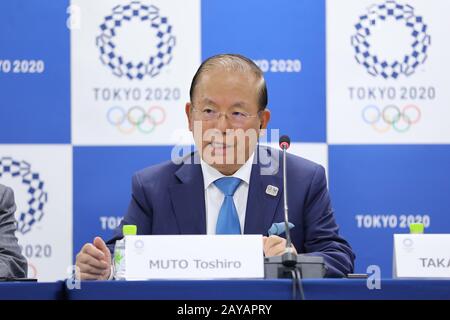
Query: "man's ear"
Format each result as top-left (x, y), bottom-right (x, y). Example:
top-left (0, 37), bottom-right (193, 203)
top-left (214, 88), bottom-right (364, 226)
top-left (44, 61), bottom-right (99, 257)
top-left (185, 102), bottom-right (193, 132)
top-left (259, 108), bottom-right (271, 130)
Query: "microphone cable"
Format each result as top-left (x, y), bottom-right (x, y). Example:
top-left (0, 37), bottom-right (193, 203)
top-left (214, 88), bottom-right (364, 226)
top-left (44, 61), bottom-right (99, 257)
top-left (289, 267), bottom-right (305, 300)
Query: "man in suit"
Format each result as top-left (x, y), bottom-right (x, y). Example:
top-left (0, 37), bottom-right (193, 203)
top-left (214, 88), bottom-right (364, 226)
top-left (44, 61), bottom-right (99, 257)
top-left (75, 54), bottom-right (355, 280)
top-left (0, 183), bottom-right (28, 278)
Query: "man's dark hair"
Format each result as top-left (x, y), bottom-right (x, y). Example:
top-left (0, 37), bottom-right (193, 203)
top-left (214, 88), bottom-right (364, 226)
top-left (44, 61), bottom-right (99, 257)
top-left (189, 53), bottom-right (268, 111)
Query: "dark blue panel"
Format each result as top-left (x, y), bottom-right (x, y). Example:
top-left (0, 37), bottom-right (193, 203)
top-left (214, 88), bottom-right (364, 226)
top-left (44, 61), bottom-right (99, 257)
top-left (329, 145), bottom-right (450, 276)
top-left (73, 146), bottom-right (175, 259)
top-left (0, 0), bottom-right (70, 143)
top-left (65, 279), bottom-right (450, 300)
top-left (202, 0), bottom-right (326, 142)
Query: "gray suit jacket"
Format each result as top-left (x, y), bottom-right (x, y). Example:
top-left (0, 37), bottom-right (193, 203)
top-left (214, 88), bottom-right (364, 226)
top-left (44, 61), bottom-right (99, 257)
top-left (0, 184), bottom-right (27, 278)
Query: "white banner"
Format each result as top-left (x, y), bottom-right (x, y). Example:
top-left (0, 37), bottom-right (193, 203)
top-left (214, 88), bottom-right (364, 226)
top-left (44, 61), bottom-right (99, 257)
top-left (125, 235), bottom-right (265, 280)
top-left (394, 234), bottom-right (450, 278)
top-left (0, 145), bottom-right (72, 282)
top-left (71, 0), bottom-right (201, 145)
top-left (327, 0), bottom-right (450, 144)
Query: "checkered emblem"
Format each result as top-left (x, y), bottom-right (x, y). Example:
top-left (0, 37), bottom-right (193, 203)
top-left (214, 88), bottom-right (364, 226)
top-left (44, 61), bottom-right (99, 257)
top-left (96, 1), bottom-right (176, 80)
top-left (351, 0), bottom-right (431, 79)
top-left (0, 157), bottom-right (48, 234)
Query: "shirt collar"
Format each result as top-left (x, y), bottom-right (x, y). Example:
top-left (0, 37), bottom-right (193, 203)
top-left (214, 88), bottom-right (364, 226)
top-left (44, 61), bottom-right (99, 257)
top-left (200, 152), bottom-right (255, 190)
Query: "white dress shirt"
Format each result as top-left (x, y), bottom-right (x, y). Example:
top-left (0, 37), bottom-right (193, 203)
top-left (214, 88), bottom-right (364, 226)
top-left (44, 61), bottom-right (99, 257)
top-left (200, 152), bottom-right (255, 235)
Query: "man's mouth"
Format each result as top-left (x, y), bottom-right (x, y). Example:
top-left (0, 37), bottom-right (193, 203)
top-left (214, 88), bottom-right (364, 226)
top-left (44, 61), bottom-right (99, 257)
top-left (208, 142), bottom-right (234, 154)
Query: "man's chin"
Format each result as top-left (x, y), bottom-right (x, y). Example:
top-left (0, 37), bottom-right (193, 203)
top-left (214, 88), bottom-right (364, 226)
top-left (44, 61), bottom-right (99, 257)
top-left (203, 154), bottom-right (232, 166)
top-left (202, 153), bottom-right (250, 169)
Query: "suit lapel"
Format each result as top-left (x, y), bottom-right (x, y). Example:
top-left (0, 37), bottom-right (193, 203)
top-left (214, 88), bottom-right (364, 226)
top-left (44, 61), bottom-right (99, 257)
top-left (244, 147), bottom-right (283, 235)
top-left (169, 153), bottom-right (207, 234)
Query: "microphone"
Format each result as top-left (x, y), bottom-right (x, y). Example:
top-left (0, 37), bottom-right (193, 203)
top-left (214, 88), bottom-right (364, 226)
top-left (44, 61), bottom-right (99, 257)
top-left (279, 135), bottom-right (290, 150)
top-left (278, 135), bottom-right (297, 267)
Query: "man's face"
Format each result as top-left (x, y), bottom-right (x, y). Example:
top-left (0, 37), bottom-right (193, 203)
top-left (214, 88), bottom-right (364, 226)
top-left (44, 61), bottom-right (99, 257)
top-left (186, 67), bottom-right (270, 175)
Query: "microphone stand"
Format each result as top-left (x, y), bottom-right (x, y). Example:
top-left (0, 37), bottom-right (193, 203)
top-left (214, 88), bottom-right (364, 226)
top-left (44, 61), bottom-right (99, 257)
top-left (281, 144), bottom-right (297, 268)
top-left (263, 136), bottom-right (327, 299)
top-left (281, 144), bottom-right (304, 300)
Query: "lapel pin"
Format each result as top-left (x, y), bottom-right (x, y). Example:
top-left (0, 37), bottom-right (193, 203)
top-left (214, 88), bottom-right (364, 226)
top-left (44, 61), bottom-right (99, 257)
top-left (265, 185), bottom-right (279, 197)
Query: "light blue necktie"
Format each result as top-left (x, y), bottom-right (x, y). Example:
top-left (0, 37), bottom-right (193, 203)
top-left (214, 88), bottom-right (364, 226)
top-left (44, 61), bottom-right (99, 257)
top-left (214, 177), bottom-right (242, 234)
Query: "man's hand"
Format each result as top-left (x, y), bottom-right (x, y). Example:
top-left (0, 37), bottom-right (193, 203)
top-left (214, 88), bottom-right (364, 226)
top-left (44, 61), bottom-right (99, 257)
top-left (75, 237), bottom-right (112, 280)
top-left (263, 235), bottom-right (297, 257)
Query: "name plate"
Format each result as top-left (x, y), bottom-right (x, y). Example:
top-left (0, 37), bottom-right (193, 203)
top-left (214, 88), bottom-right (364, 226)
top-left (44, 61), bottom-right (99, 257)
top-left (393, 234), bottom-right (450, 279)
top-left (124, 235), bottom-right (264, 280)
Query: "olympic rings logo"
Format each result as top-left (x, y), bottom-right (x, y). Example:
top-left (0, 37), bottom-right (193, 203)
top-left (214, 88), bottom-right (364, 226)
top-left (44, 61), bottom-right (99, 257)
top-left (362, 104), bottom-right (421, 133)
top-left (106, 106), bottom-right (166, 134)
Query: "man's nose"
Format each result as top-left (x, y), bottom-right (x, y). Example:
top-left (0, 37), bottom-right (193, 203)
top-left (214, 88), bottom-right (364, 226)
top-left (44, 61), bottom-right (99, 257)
top-left (215, 113), bottom-right (232, 133)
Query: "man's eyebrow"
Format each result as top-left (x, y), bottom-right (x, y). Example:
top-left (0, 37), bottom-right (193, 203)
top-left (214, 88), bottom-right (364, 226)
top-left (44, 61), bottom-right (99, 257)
top-left (201, 98), bottom-right (217, 106)
top-left (230, 101), bottom-right (248, 108)
top-left (200, 98), bottom-right (248, 108)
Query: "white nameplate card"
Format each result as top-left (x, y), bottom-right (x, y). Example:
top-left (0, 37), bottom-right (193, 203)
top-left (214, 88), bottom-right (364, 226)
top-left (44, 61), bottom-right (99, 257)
top-left (393, 234), bottom-right (450, 279)
top-left (124, 235), bottom-right (264, 280)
